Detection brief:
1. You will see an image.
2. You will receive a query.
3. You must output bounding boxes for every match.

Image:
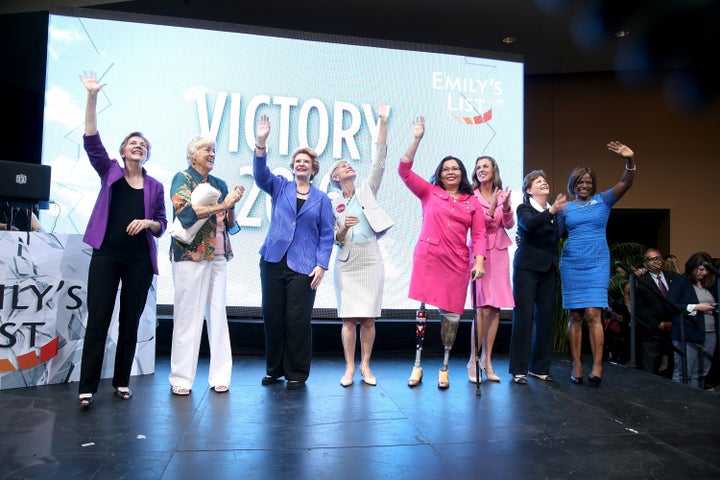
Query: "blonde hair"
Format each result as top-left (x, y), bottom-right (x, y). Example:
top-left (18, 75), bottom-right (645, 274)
top-left (290, 147), bottom-right (320, 180)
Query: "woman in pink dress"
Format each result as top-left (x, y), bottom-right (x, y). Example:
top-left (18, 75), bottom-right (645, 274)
top-left (466, 156), bottom-right (515, 383)
top-left (399, 116), bottom-right (486, 389)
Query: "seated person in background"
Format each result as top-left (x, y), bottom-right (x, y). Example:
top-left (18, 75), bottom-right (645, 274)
top-left (634, 248), bottom-right (680, 377)
top-left (0, 203), bottom-right (43, 232)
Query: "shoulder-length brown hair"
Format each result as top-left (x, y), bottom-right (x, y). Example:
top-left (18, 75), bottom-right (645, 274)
top-left (471, 155), bottom-right (503, 191)
top-left (684, 251), bottom-right (716, 289)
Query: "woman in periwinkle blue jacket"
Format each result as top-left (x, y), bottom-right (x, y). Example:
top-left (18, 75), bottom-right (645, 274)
top-left (252, 114), bottom-right (334, 391)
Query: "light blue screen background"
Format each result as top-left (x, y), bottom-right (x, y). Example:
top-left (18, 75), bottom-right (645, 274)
top-left (41, 11), bottom-right (524, 310)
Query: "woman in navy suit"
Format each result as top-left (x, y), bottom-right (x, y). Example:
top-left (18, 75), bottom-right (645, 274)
top-left (253, 114), bottom-right (335, 391)
top-left (667, 251), bottom-right (718, 389)
top-left (508, 170), bottom-right (567, 384)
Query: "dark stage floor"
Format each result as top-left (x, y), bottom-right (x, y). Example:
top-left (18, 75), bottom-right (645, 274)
top-left (2, 353), bottom-right (719, 480)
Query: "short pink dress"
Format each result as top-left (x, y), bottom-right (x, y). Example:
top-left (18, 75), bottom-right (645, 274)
top-left (472, 189), bottom-right (515, 309)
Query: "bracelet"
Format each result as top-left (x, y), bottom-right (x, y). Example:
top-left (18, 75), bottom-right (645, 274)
top-left (255, 144), bottom-right (266, 150)
top-left (625, 165), bottom-right (636, 171)
top-left (206, 206), bottom-right (211, 216)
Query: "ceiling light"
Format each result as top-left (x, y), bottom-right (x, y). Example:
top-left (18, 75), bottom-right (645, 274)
top-left (501, 35), bottom-right (517, 44)
top-left (614, 30), bottom-right (630, 38)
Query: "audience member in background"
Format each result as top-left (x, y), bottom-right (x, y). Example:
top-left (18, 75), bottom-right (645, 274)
top-left (399, 115), bottom-right (485, 389)
top-left (663, 254), bottom-right (680, 273)
top-left (0, 204), bottom-right (43, 232)
top-left (330, 105), bottom-right (394, 387)
top-left (168, 136), bottom-right (244, 396)
top-left (557, 141), bottom-right (635, 386)
top-left (253, 114), bottom-right (334, 391)
top-left (634, 248), bottom-right (680, 377)
top-left (466, 155), bottom-right (514, 383)
top-left (77, 71), bottom-right (167, 407)
top-left (508, 170), bottom-right (567, 384)
top-left (667, 251), bottom-right (718, 389)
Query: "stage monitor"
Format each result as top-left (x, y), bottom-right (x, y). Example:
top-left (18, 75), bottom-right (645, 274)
top-left (0, 160), bottom-right (51, 202)
top-left (40, 7), bottom-right (524, 313)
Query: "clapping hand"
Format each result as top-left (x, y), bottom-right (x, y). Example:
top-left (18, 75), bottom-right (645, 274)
top-left (500, 186), bottom-right (512, 211)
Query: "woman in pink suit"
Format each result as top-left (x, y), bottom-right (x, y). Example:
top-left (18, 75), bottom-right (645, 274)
top-left (399, 116), bottom-right (486, 389)
top-left (466, 155), bottom-right (514, 383)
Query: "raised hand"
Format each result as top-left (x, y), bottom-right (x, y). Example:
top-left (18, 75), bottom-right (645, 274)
top-left (607, 141), bottom-right (634, 159)
top-left (80, 70), bottom-right (105, 94)
top-left (376, 104), bottom-right (390, 123)
top-left (256, 114), bottom-right (271, 144)
top-left (412, 116), bottom-right (425, 140)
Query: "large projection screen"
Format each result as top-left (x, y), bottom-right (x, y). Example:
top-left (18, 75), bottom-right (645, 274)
top-left (41, 8), bottom-right (524, 315)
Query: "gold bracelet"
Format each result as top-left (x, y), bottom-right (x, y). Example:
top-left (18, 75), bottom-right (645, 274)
top-left (206, 206), bottom-right (211, 216)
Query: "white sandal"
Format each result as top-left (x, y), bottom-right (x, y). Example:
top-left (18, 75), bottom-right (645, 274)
top-left (171, 385), bottom-right (191, 396)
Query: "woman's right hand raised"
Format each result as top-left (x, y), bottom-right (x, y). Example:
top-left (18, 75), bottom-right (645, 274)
top-left (79, 71), bottom-right (105, 94)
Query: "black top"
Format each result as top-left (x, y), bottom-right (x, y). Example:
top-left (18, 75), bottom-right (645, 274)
top-left (100, 178), bottom-right (149, 257)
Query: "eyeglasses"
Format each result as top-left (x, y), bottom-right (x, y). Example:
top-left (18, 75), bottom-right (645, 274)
top-left (442, 167), bottom-right (461, 173)
top-left (646, 257), bottom-right (663, 262)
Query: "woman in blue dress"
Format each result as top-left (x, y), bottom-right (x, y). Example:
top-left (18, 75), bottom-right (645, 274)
top-left (557, 141), bottom-right (635, 386)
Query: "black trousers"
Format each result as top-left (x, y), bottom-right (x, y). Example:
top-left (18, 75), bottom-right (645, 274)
top-left (78, 250), bottom-right (153, 394)
top-left (509, 266), bottom-right (557, 376)
top-left (259, 257), bottom-right (316, 382)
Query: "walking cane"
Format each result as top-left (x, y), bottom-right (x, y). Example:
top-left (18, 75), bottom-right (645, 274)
top-left (471, 271), bottom-right (482, 396)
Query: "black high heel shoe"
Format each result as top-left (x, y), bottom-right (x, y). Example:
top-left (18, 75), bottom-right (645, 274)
top-left (570, 375), bottom-right (583, 385)
top-left (587, 375), bottom-right (602, 386)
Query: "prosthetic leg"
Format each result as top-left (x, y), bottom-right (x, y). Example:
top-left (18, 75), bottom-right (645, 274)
top-left (438, 312), bottom-right (460, 389)
top-left (408, 303), bottom-right (426, 387)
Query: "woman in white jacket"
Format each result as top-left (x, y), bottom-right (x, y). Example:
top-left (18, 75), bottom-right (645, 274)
top-left (330, 105), bottom-right (394, 387)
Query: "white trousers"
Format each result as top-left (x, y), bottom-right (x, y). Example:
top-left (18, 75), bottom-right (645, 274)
top-left (169, 257), bottom-right (232, 389)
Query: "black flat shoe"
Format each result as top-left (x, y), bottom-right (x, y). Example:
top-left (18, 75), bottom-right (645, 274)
top-left (588, 375), bottom-right (602, 386)
top-left (512, 375), bottom-right (528, 385)
top-left (286, 380), bottom-right (305, 390)
top-left (261, 375), bottom-right (279, 385)
top-left (570, 375), bottom-right (583, 385)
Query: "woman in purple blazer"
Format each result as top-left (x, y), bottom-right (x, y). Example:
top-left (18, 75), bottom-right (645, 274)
top-left (77, 71), bottom-right (167, 407)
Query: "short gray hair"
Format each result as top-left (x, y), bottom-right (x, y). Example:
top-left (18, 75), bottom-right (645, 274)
top-left (186, 135), bottom-right (216, 165)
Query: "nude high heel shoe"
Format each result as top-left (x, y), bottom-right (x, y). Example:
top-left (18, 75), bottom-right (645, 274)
top-left (481, 363), bottom-right (501, 382)
top-left (438, 369), bottom-right (449, 389)
top-left (408, 366), bottom-right (423, 387)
